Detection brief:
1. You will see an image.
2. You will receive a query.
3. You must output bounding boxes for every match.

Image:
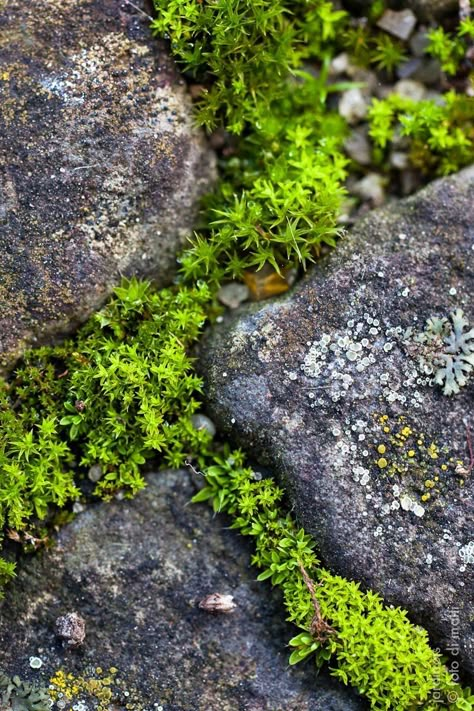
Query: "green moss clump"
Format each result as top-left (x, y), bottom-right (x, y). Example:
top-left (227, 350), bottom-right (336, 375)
top-left (151, 0), bottom-right (346, 134)
top-left (180, 73), bottom-right (349, 285)
top-left (0, 278), bottom-right (213, 576)
top-left (193, 450), bottom-right (474, 710)
top-left (368, 91), bottom-right (474, 176)
top-left (427, 19), bottom-right (474, 76)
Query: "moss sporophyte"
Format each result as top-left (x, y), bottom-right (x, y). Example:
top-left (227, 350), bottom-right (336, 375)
top-left (1, 1), bottom-right (474, 710)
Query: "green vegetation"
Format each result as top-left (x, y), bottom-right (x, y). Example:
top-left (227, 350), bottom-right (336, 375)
top-left (342, 22), bottom-right (408, 74)
top-left (427, 18), bottom-right (474, 75)
top-left (152, 0), bottom-right (351, 284)
top-left (193, 450), bottom-right (474, 710)
top-left (180, 74), bottom-right (349, 285)
top-left (0, 279), bottom-right (212, 592)
top-left (1, 0), bottom-right (474, 708)
top-left (368, 91), bottom-right (474, 176)
top-left (151, 0), bottom-right (346, 133)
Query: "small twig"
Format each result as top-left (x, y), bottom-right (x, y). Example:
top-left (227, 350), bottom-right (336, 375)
top-left (466, 423), bottom-right (474, 474)
top-left (123, 0), bottom-right (154, 22)
top-left (185, 459), bottom-right (205, 478)
top-left (298, 561), bottom-right (335, 643)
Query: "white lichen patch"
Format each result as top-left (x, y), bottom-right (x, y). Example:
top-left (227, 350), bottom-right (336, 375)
top-left (459, 541), bottom-right (474, 564)
top-left (301, 312), bottom-right (432, 410)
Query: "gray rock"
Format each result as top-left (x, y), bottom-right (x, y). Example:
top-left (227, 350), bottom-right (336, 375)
top-left (376, 9), bottom-right (417, 41)
top-left (0, 0), bottom-right (216, 369)
top-left (218, 282), bottom-right (250, 309)
top-left (350, 172), bottom-right (386, 206)
top-left (344, 128), bottom-right (372, 166)
top-left (338, 88), bottom-right (369, 125)
top-left (199, 167), bottom-right (474, 677)
top-left (0, 469), bottom-right (366, 711)
top-left (392, 79), bottom-right (427, 102)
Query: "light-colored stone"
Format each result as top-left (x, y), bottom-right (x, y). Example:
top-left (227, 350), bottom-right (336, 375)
top-left (377, 9), bottom-right (417, 41)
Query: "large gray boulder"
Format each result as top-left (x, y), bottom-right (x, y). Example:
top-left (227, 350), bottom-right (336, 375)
top-left (199, 168), bottom-right (474, 676)
top-left (0, 0), bottom-right (215, 368)
top-left (0, 470), bottom-right (366, 711)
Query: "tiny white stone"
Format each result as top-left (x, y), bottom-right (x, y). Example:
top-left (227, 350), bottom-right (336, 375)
top-left (449, 287), bottom-right (457, 296)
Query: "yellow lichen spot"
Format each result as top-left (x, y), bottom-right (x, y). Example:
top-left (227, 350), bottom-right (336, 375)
top-left (434, 476), bottom-right (439, 481)
top-left (421, 493), bottom-right (431, 501)
top-left (401, 426), bottom-right (412, 437)
top-left (383, 426), bottom-right (390, 433)
top-left (424, 480), bottom-right (435, 489)
top-left (377, 457), bottom-right (388, 469)
top-left (407, 450), bottom-right (415, 457)
top-left (417, 439), bottom-right (423, 445)
top-left (441, 464), bottom-right (448, 471)
top-left (377, 444), bottom-right (386, 454)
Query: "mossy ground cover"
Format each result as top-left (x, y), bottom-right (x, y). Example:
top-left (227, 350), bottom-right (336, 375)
top-left (1, 1), bottom-right (474, 709)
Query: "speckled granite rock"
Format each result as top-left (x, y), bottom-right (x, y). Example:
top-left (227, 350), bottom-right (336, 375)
top-left (0, 0), bottom-right (215, 368)
top-left (199, 167), bottom-right (474, 676)
top-left (0, 470), bottom-right (366, 711)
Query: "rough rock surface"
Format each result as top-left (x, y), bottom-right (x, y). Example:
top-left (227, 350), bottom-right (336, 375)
top-left (0, 0), bottom-right (215, 368)
top-left (199, 168), bottom-right (474, 676)
top-left (0, 469), bottom-right (366, 711)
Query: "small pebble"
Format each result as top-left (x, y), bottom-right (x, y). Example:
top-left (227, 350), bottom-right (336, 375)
top-left (87, 464), bottom-right (103, 483)
top-left (217, 282), bottom-right (250, 309)
top-left (190, 414), bottom-right (216, 437)
top-left (199, 593), bottom-right (237, 614)
top-left (344, 128), bottom-right (372, 165)
top-left (390, 151), bottom-right (409, 170)
top-left (338, 88), bottom-right (369, 125)
top-left (55, 612), bottom-right (86, 647)
top-left (350, 173), bottom-right (385, 206)
top-left (393, 79), bottom-right (426, 102)
top-left (376, 9), bottom-right (417, 41)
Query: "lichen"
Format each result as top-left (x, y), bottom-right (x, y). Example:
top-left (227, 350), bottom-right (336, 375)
top-left (49, 667), bottom-right (145, 711)
top-left (0, 672), bottom-right (51, 711)
top-left (416, 308), bottom-right (474, 396)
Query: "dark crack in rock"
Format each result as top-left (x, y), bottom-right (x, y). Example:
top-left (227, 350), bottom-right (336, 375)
top-left (199, 167), bottom-right (474, 677)
top-left (0, 0), bottom-right (216, 368)
top-left (0, 470), bottom-right (366, 711)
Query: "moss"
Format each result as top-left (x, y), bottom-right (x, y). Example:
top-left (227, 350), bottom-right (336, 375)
top-left (0, 278), bottom-right (213, 577)
top-left (1, 2), bottom-right (473, 710)
top-left (193, 450), bottom-right (474, 710)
